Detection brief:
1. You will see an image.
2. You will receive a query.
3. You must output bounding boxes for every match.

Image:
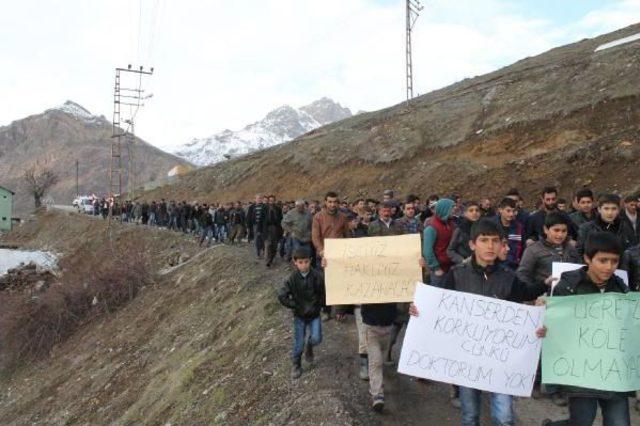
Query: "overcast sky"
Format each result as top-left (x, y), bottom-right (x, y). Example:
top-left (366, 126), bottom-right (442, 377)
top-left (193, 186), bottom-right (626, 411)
top-left (1, 0), bottom-right (639, 151)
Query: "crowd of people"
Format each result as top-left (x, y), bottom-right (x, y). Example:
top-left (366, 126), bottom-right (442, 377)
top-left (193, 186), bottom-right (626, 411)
top-left (92, 186), bottom-right (640, 425)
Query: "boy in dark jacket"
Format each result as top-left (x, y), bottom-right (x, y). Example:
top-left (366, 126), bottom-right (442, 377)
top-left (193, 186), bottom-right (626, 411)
top-left (277, 248), bottom-right (325, 379)
top-left (576, 193), bottom-right (636, 257)
top-left (542, 232), bottom-right (631, 426)
top-left (411, 219), bottom-right (548, 425)
top-left (447, 201), bottom-right (481, 264)
top-left (517, 211), bottom-right (580, 287)
top-left (493, 197), bottom-right (525, 270)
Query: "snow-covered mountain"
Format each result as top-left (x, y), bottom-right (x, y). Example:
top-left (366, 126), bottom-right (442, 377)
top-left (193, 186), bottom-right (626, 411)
top-left (173, 97), bottom-right (352, 166)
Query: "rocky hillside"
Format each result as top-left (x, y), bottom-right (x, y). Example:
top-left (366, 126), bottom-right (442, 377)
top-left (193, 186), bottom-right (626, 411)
top-left (173, 98), bottom-right (352, 166)
top-left (0, 101), bottom-right (191, 215)
top-left (147, 24), bottom-right (640, 205)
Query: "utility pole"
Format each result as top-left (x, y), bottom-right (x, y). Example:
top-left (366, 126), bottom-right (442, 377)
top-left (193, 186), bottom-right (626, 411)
top-left (110, 65), bottom-right (153, 209)
top-left (406, 0), bottom-right (423, 102)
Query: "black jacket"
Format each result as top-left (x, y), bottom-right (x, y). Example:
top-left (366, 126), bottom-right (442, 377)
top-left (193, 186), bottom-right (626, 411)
top-left (361, 303), bottom-right (398, 327)
top-left (439, 258), bottom-right (547, 302)
top-left (229, 208), bottom-right (245, 225)
top-left (621, 245), bottom-right (640, 291)
top-left (262, 204), bottom-right (283, 236)
top-left (552, 267), bottom-right (632, 399)
top-left (446, 219), bottom-right (474, 264)
top-left (516, 240), bottom-right (580, 287)
top-left (621, 211), bottom-right (640, 243)
top-left (576, 216), bottom-right (636, 257)
top-left (246, 203), bottom-right (266, 227)
top-left (526, 209), bottom-right (577, 242)
top-left (277, 269), bottom-right (325, 319)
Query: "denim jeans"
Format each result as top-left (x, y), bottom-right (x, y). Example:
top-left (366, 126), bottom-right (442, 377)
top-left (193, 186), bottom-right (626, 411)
top-left (430, 271), bottom-right (445, 287)
top-left (546, 395), bottom-right (630, 426)
top-left (199, 225), bottom-right (214, 245)
top-left (292, 316), bottom-right (322, 360)
top-left (169, 215), bottom-right (177, 230)
top-left (291, 238), bottom-right (312, 255)
top-left (459, 387), bottom-right (514, 426)
top-left (215, 224), bottom-right (228, 242)
top-left (254, 225), bottom-right (265, 256)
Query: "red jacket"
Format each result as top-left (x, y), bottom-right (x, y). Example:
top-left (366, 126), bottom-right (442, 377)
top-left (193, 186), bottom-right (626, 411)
top-left (431, 215), bottom-right (455, 273)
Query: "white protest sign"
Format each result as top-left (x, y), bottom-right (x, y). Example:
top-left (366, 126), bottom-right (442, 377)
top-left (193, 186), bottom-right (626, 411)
top-left (398, 283), bottom-right (545, 397)
top-left (551, 262), bottom-right (628, 288)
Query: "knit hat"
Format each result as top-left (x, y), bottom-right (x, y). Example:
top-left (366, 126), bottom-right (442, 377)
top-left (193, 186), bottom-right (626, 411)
top-left (435, 198), bottom-right (455, 220)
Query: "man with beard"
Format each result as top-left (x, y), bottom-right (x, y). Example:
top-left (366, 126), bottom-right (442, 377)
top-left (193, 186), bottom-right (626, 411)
top-left (526, 186), bottom-right (577, 245)
top-left (312, 191), bottom-right (350, 321)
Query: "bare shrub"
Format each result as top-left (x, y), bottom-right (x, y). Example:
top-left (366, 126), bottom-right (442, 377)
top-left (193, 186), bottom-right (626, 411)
top-left (0, 248), bottom-right (152, 370)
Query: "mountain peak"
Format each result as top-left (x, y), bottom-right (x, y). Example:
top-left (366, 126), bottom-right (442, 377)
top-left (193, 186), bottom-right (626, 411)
top-left (46, 100), bottom-right (100, 123)
top-left (300, 98), bottom-right (351, 125)
top-left (173, 97), bottom-right (352, 166)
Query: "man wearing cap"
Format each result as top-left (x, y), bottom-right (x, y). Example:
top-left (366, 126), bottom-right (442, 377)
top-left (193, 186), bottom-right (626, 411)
top-left (282, 199), bottom-right (314, 261)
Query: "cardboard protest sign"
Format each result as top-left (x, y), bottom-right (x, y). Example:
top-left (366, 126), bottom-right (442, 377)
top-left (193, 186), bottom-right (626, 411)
top-left (551, 262), bottom-right (628, 288)
top-left (324, 234), bottom-right (422, 305)
top-left (398, 283), bottom-right (545, 397)
top-left (542, 292), bottom-right (640, 392)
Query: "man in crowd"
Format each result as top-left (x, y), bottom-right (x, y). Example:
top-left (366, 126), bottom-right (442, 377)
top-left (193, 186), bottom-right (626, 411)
top-left (228, 202), bottom-right (246, 244)
top-left (526, 186), bottom-right (577, 244)
top-left (494, 197), bottom-right (525, 270)
top-left (422, 198), bottom-right (455, 286)
top-left (247, 194), bottom-right (266, 258)
top-left (282, 199), bottom-right (313, 259)
top-left (312, 191), bottom-right (350, 321)
top-left (263, 195), bottom-right (283, 267)
top-left (569, 188), bottom-right (595, 228)
top-left (622, 194), bottom-right (640, 242)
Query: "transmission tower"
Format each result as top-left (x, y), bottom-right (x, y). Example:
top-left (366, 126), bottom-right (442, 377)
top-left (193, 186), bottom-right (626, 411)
top-left (110, 65), bottom-right (153, 205)
top-left (406, 0), bottom-right (423, 101)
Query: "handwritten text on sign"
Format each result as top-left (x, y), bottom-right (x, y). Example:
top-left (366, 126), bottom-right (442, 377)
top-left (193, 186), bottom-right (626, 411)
top-left (398, 284), bottom-right (545, 397)
top-left (324, 234), bottom-right (422, 305)
top-left (542, 292), bottom-right (640, 392)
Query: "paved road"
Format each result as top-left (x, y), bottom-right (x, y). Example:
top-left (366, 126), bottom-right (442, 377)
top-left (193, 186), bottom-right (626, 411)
top-left (49, 204), bottom-right (78, 213)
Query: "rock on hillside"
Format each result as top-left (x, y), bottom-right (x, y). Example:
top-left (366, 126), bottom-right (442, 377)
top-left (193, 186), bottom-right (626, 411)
top-left (0, 101), bottom-right (192, 215)
top-left (146, 24), bottom-right (640, 204)
top-left (173, 97), bottom-right (352, 166)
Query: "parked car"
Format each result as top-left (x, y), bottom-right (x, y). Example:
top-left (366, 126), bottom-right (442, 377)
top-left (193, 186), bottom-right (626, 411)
top-left (73, 196), bottom-right (94, 214)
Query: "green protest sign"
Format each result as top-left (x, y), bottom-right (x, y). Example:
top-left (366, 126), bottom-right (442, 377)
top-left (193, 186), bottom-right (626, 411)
top-left (542, 292), bottom-right (640, 392)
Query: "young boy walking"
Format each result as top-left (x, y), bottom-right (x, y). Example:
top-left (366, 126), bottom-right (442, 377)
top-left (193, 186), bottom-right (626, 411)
top-left (411, 219), bottom-right (548, 425)
top-left (542, 232), bottom-right (631, 426)
top-left (277, 248), bottom-right (325, 379)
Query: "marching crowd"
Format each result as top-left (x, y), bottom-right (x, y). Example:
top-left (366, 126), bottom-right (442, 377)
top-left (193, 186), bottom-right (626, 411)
top-left (93, 186), bottom-right (640, 425)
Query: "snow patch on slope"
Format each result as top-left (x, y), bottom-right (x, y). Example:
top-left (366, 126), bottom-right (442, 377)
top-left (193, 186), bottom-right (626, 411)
top-left (595, 33), bottom-right (640, 52)
top-left (0, 249), bottom-right (57, 276)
